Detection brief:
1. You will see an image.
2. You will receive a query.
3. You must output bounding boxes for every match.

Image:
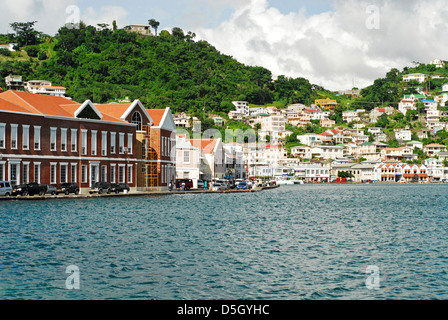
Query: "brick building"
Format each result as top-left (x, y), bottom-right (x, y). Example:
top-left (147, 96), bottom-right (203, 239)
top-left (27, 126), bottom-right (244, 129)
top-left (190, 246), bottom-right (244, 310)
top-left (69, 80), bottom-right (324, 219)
top-left (0, 90), bottom-right (175, 193)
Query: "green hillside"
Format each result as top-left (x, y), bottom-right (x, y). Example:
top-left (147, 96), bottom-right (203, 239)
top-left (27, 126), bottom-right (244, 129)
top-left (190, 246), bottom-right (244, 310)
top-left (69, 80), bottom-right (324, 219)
top-left (0, 22), bottom-right (325, 116)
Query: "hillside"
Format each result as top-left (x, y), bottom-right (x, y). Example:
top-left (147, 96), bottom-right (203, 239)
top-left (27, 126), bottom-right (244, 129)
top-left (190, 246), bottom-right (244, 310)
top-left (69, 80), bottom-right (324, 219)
top-left (0, 22), bottom-right (328, 117)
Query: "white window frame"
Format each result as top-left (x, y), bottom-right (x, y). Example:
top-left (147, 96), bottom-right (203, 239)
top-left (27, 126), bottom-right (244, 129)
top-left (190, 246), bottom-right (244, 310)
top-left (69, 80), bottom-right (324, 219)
top-left (101, 165), bottom-right (107, 182)
top-left (60, 163), bottom-right (68, 184)
top-left (50, 127), bottom-right (57, 151)
top-left (0, 123), bottom-right (5, 149)
top-left (118, 164), bottom-right (126, 183)
top-left (61, 128), bottom-right (68, 152)
top-left (11, 124), bottom-right (18, 150)
top-left (127, 133), bottom-right (133, 155)
top-left (184, 151), bottom-right (190, 164)
top-left (91, 130), bottom-right (97, 156)
top-left (81, 165), bottom-right (88, 184)
top-left (110, 132), bottom-right (116, 154)
top-left (119, 133), bottom-right (125, 154)
top-left (22, 125), bottom-right (30, 151)
top-left (50, 162), bottom-right (57, 185)
top-left (110, 164), bottom-right (116, 184)
top-left (0, 161), bottom-right (5, 181)
top-left (22, 162), bottom-right (30, 184)
top-left (127, 164), bottom-right (133, 184)
top-left (102, 131), bottom-right (108, 156)
top-left (71, 163), bottom-right (77, 183)
top-left (34, 126), bottom-right (41, 150)
top-left (81, 129), bottom-right (88, 155)
top-left (34, 162), bottom-right (41, 184)
top-left (71, 129), bottom-right (78, 153)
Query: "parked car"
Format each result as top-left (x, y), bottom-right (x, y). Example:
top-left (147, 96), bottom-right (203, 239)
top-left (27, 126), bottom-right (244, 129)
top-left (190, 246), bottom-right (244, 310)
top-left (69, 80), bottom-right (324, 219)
top-left (57, 183), bottom-right (80, 195)
top-left (89, 182), bottom-right (112, 194)
top-left (237, 182), bottom-right (248, 190)
top-left (0, 181), bottom-right (13, 197)
top-left (12, 182), bottom-right (46, 196)
top-left (111, 183), bottom-right (130, 194)
top-left (197, 179), bottom-right (205, 189)
top-left (43, 184), bottom-right (58, 196)
top-left (212, 180), bottom-right (228, 191)
top-left (176, 179), bottom-right (193, 191)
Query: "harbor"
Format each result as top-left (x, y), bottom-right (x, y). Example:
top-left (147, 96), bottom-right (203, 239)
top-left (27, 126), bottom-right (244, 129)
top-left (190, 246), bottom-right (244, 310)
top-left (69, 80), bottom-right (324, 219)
top-left (2, 183), bottom-right (448, 300)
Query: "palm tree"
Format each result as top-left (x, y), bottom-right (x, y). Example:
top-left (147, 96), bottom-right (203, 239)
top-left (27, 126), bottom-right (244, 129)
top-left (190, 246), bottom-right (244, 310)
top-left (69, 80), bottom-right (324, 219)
top-left (148, 19), bottom-right (160, 36)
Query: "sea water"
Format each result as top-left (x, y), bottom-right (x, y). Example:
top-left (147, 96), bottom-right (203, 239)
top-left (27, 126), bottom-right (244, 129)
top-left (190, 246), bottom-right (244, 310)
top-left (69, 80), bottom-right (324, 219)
top-left (1, 184), bottom-right (448, 300)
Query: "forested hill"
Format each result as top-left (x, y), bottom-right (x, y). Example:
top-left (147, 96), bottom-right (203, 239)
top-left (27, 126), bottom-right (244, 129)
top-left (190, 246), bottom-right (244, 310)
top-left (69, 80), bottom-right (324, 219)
top-left (0, 22), bottom-right (321, 115)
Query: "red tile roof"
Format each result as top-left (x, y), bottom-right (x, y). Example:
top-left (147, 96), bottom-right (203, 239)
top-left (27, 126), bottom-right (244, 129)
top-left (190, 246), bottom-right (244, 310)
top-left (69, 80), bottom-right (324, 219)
top-left (147, 109), bottom-right (166, 126)
top-left (189, 139), bottom-right (219, 154)
top-left (0, 90), bottom-right (128, 124)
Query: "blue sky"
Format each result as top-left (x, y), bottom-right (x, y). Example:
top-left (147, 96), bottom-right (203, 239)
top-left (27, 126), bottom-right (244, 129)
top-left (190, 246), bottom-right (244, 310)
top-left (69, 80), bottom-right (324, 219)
top-left (1, 0), bottom-right (447, 91)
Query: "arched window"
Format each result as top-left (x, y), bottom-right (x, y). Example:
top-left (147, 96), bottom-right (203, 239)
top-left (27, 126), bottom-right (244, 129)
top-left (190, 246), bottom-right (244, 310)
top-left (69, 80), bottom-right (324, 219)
top-left (132, 111), bottom-right (142, 131)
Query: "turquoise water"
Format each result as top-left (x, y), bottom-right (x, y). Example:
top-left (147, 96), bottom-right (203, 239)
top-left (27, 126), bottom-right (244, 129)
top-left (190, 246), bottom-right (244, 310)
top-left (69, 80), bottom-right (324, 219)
top-left (1, 184), bottom-right (448, 300)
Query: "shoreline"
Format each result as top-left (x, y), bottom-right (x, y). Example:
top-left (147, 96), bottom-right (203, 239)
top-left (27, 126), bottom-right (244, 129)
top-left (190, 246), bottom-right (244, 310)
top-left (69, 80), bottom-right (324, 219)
top-left (0, 185), bottom-right (279, 201)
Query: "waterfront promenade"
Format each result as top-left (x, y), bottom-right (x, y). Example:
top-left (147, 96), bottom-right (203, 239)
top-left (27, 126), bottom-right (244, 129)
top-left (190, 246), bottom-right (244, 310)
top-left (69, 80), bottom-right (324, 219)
top-left (0, 185), bottom-right (279, 201)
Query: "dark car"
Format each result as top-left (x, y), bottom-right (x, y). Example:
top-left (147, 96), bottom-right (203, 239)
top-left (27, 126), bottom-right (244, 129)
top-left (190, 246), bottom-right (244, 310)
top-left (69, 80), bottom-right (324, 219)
top-left (57, 183), bottom-right (80, 195)
top-left (12, 182), bottom-right (46, 196)
top-left (89, 182), bottom-right (112, 194)
top-left (111, 183), bottom-right (130, 194)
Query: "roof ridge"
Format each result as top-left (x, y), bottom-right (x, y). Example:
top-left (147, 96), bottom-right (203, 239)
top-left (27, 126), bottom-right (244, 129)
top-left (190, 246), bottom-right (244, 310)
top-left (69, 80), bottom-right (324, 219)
top-left (2, 91), bottom-right (43, 114)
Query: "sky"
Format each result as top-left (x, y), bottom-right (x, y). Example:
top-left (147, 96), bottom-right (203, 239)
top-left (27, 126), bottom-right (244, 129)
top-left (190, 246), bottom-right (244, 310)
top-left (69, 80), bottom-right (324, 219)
top-left (1, 0), bottom-right (447, 91)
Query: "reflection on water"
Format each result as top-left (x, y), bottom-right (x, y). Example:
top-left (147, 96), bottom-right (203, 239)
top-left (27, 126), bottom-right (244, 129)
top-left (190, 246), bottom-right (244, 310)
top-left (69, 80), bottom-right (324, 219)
top-left (1, 184), bottom-right (448, 300)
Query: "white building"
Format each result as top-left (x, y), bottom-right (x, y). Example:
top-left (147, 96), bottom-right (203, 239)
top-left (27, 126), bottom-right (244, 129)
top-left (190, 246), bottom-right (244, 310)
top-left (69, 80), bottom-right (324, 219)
top-left (395, 129), bottom-right (412, 141)
top-left (232, 101), bottom-right (250, 117)
top-left (343, 110), bottom-right (361, 123)
top-left (402, 73), bottom-right (429, 83)
top-left (25, 80), bottom-right (66, 97)
top-left (311, 145), bottom-right (344, 160)
top-left (176, 135), bottom-right (201, 188)
top-left (429, 59), bottom-right (446, 68)
top-left (297, 133), bottom-right (323, 147)
top-left (425, 158), bottom-right (444, 181)
top-left (398, 99), bottom-right (416, 115)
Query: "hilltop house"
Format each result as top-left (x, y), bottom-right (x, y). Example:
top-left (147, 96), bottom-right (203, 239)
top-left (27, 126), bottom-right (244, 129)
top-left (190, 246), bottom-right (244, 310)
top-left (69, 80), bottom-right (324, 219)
top-left (402, 73), bottom-right (428, 83)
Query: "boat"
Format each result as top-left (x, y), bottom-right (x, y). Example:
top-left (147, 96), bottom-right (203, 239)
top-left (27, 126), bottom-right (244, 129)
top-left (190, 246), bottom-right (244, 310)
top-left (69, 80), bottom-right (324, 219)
top-left (276, 179), bottom-right (295, 185)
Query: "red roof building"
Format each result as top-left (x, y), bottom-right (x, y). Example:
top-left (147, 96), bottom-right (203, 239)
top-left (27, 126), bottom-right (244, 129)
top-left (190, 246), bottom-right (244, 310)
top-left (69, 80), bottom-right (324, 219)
top-left (0, 90), bottom-right (175, 192)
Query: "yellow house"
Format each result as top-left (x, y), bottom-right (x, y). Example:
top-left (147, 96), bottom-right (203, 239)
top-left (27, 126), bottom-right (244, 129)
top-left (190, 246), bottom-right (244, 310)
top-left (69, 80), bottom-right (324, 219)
top-left (315, 98), bottom-right (338, 111)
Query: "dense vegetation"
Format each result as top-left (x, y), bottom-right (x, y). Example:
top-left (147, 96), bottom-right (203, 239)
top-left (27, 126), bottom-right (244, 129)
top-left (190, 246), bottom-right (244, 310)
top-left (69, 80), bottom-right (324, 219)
top-left (0, 21), bottom-right (323, 117)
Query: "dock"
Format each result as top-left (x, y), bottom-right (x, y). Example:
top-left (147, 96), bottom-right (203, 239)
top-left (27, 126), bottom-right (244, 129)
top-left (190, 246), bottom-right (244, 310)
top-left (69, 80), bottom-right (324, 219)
top-left (0, 185), bottom-right (280, 201)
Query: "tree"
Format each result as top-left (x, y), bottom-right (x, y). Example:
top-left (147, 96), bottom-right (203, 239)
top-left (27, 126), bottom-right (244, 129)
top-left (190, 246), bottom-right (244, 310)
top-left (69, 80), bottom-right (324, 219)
top-left (10, 21), bottom-right (42, 47)
top-left (171, 27), bottom-right (184, 40)
top-left (149, 19), bottom-right (160, 36)
top-left (112, 20), bottom-right (118, 32)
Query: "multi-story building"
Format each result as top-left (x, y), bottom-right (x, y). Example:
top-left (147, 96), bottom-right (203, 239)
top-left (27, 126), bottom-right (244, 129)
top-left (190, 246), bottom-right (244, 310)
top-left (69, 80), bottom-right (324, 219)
top-left (176, 135), bottom-right (201, 188)
top-left (232, 101), bottom-right (250, 117)
top-left (0, 90), bottom-right (140, 192)
top-left (402, 73), bottom-right (428, 83)
top-left (0, 90), bottom-right (176, 192)
top-left (423, 143), bottom-right (447, 157)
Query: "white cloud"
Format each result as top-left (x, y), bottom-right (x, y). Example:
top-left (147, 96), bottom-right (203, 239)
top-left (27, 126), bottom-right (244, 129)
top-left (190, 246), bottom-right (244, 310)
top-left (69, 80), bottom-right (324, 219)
top-left (196, 0), bottom-right (448, 91)
top-left (0, 0), bottom-right (73, 35)
top-left (83, 5), bottom-right (129, 29)
top-left (0, 1), bottom-right (129, 35)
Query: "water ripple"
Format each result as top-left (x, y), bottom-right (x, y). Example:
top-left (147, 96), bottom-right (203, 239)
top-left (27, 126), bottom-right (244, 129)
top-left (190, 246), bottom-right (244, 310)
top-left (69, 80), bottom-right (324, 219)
top-left (1, 184), bottom-right (448, 299)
